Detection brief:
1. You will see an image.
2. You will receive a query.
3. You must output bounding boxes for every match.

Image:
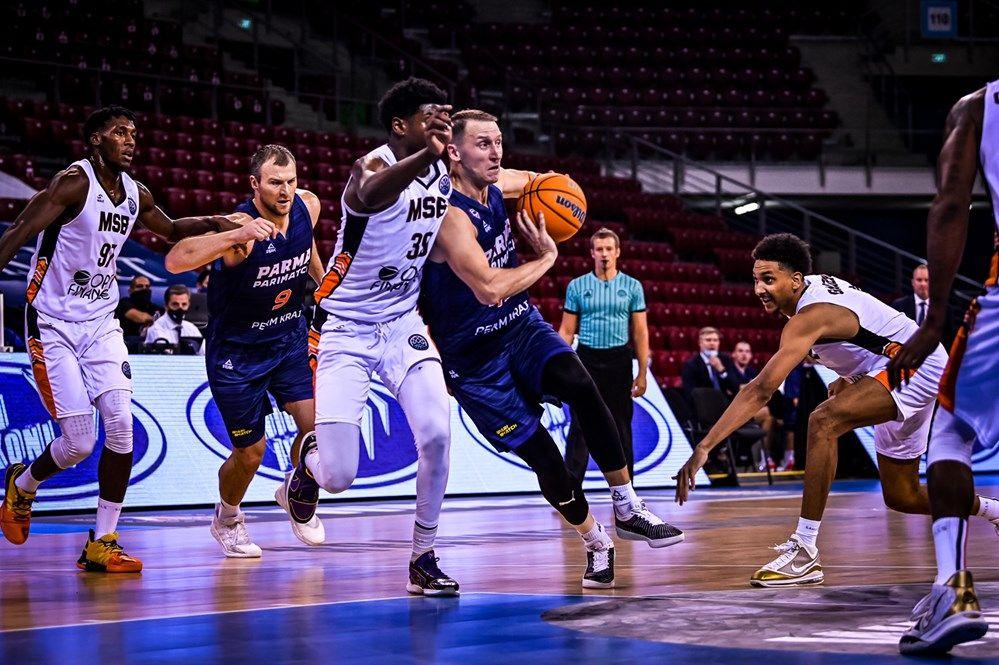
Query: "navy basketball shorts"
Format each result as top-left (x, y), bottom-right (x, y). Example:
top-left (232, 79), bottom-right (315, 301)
top-left (442, 309), bottom-right (573, 452)
top-left (206, 333), bottom-right (313, 448)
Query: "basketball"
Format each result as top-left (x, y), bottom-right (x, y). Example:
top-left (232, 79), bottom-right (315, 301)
top-left (517, 173), bottom-right (587, 243)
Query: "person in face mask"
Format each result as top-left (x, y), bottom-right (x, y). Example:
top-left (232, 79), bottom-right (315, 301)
top-left (116, 275), bottom-right (164, 337)
top-left (681, 326), bottom-right (740, 403)
top-left (143, 284), bottom-right (204, 355)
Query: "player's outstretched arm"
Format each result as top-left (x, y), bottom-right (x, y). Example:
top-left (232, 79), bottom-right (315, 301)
top-left (135, 183), bottom-right (244, 243)
top-left (0, 167), bottom-right (87, 271)
top-left (887, 88), bottom-right (984, 388)
top-left (497, 168), bottom-right (539, 199)
top-left (346, 105), bottom-right (452, 213)
top-left (164, 214), bottom-right (274, 273)
top-left (433, 206), bottom-right (556, 305)
top-left (674, 310), bottom-right (824, 504)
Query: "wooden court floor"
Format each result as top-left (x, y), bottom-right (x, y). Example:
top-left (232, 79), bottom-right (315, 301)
top-left (2, 479), bottom-right (998, 663)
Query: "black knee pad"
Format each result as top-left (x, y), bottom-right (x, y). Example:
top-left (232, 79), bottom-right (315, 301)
top-left (515, 427), bottom-right (589, 525)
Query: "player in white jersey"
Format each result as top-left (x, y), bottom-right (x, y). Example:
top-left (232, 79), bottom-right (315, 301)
top-left (887, 83), bottom-right (997, 654)
top-left (284, 78), bottom-right (460, 595)
top-left (0, 106), bottom-right (243, 572)
top-left (673, 233), bottom-right (999, 588)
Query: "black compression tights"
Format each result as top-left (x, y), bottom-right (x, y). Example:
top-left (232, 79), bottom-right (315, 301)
top-left (541, 352), bottom-right (627, 474)
top-left (514, 427), bottom-right (589, 525)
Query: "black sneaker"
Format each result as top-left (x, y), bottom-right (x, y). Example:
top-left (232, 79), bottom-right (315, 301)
top-left (615, 501), bottom-right (685, 548)
top-left (275, 432), bottom-right (325, 545)
top-left (407, 550), bottom-right (459, 596)
top-left (583, 545), bottom-right (615, 589)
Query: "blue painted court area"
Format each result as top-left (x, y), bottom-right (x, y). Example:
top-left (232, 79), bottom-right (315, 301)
top-left (2, 593), bottom-right (986, 665)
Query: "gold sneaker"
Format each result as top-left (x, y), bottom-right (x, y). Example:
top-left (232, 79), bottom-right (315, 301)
top-left (76, 529), bottom-right (143, 573)
top-left (1, 463), bottom-right (35, 545)
top-left (899, 570), bottom-right (988, 655)
top-left (750, 534), bottom-right (823, 587)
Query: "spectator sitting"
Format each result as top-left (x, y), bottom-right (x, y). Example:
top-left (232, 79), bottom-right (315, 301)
top-left (116, 275), bottom-right (163, 337)
top-left (681, 326), bottom-right (739, 402)
top-left (144, 284), bottom-right (204, 355)
top-left (732, 340), bottom-right (777, 471)
top-left (890, 263), bottom-right (955, 348)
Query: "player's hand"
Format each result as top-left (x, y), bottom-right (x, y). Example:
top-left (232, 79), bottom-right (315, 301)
top-left (827, 377), bottom-right (847, 398)
top-left (233, 217), bottom-right (276, 244)
top-left (887, 323), bottom-right (942, 389)
top-left (673, 446), bottom-right (708, 505)
top-left (423, 104), bottom-right (453, 157)
top-left (514, 209), bottom-right (557, 259)
top-left (631, 373), bottom-right (647, 398)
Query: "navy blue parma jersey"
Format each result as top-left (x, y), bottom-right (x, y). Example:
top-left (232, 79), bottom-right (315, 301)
top-left (420, 185), bottom-right (533, 361)
top-left (207, 194), bottom-right (313, 344)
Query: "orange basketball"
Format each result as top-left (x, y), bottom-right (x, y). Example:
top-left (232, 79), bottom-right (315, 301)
top-left (517, 173), bottom-right (587, 243)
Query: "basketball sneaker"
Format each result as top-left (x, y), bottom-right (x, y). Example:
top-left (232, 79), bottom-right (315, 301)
top-left (275, 433), bottom-right (325, 546)
top-left (407, 550), bottom-right (459, 596)
top-left (615, 501), bottom-right (684, 548)
top-left (750, 534), bottom-right (823, 587)
top-left (76, 529), bottom-right (143, 573)
top-left (899, 570), bottom-right (988, 655)
top-left (210, 506), bottom-right (262, 558)
top-left (1, 463), bottom-right (34, 545)
top-left (582, 543), bottom-right (615, 589)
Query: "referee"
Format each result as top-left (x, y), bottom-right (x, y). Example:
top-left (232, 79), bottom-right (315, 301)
top-left (558, 227), bottom-right (649, 482)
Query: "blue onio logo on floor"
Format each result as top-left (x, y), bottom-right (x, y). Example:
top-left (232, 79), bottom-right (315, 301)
top-left (188, 381), bottom-right (419, 487)
top-left (0, 361), bottom-right (166, 501)
top-left (458, 395), bottom-right (673, 478)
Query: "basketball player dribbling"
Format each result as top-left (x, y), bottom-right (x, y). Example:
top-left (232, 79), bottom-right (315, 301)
top-left (0, 106), bottom-right (244, 572)
top-left (165, 145), bottom-right (325, 557)
top-left (674, 233), bottom-right (999, 590)
top-left (284, 78), bottom-right (459, 595)
top-left (419, 110), bottom-right (684, 589)
top-left (887, 81), bottom-right (997, 655)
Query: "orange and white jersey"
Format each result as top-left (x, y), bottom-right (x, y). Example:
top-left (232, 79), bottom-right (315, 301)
top-left (26, 159), bottom-right (139, 322)
top-left (981, 78), bottom-right (999, 287)
top-left (794, 274), bottom-right (945, 378)
top-left (315, 144), bottom-right (449, 323)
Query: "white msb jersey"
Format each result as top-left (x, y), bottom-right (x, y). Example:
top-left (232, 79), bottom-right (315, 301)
top-left (983, 79), bottom-right (999, 237)
top-left (26, 159), bottom-right (139, 322)
top-left (316, 144), bottom-right (450, 323)
top-left (794, 274), bottom-right (945, 378)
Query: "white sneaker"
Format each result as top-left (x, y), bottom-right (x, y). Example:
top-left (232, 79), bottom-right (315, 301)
top-left (210, 506), bottom-right (262, 558)
top-left (750, 534), bottom-right (823, 587)
top-left (899, 570), bottom-right (988, 655)
top-left (275, 472), bottom-right (325, 546)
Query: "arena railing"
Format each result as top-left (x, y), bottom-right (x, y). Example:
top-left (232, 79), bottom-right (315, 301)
top-left (620, 136), bottom-right (983, 310)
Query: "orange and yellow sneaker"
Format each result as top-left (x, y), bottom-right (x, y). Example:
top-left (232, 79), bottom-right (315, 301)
top-left (1, 463), bottom-right (35, 545)
top-left (76, 529), bottom-right (143, 573)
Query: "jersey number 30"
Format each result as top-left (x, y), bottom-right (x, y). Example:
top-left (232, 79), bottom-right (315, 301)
top-left (406, 232), bottom-right (433, 260)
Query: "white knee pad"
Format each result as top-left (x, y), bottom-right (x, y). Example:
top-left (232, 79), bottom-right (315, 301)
top-left (94, 389), bottom-right (134, 454)
top-left (51, 414), bottom-right (98, 468)
top-left (313, 422), bottom-right (359, 494)
top-left (927, 408), bottom-right (975, 467)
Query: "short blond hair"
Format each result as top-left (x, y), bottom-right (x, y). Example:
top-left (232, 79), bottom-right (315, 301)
top-left (590, 227), bottom-right (620, 249)
top-left (698, 326), bottom-right (720, 338)
top-left (452, 109), bottom-right (498, 141)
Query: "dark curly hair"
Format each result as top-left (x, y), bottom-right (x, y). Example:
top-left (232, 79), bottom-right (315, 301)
top-left (377, 77), bottom-right (448, 133)
top-left (82, 105), bottom-right (136, 143)
top-left (751, 233), bottom-right (813, 275)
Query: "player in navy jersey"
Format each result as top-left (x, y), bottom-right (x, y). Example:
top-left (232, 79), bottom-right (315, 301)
top-left (419, 110), bottom-right (684, 589)
top-left (166, 145), bottom-right (326, 557)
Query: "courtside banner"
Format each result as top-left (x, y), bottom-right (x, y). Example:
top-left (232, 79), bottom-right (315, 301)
top-left (0, 354), bottom-right (706, 512)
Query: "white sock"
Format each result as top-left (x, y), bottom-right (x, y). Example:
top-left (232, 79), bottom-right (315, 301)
top-left (975, 495), bottom-right (999, 522)
top-left (610, 483), bottom-right (641, 519)
top-left (580, 521), bottom-right (613, 551)
top-left (217, 499), bottom-right (241, 520)
top-left (794, 517), bottom-right (821, 549)
top-left (932, 517), bottom-right (966, 585)
top-left (95, 498), bottom-right (123, 539)
top-left (15, 467), bottom-right (41, 493)
top-left (412, 521), bottom-right (437, 561)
